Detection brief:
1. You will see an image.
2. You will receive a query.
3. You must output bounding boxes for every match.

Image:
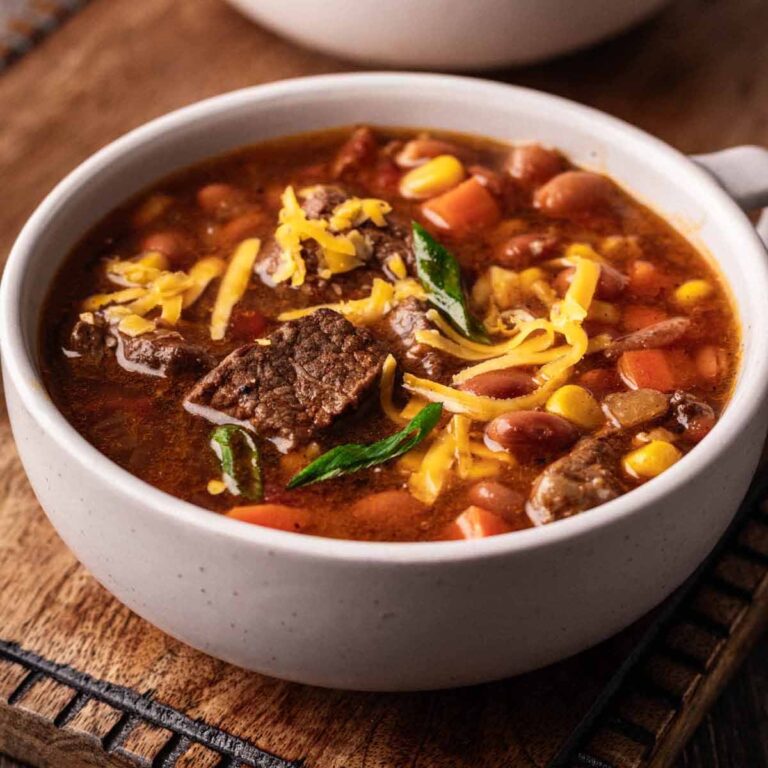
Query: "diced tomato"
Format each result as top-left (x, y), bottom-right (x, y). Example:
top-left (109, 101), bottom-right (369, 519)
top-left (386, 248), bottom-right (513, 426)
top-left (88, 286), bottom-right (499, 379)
top-left (370, 157), bottom-right (401, 193)
top-left (226, 504), bottom-right (309, 532)
top-left (627, 260), bottom-right (668, 298)
top-left (622, 304), bottom-right (669, 331)
top-left (441, 506), bottom-right (513, 540)
top-left (230, 309), bottom-right (268, 341)
top-left (422, 178), bottom-right (501, 234)
top-left (618, 349), bottom-right (696, 392)
top-left (578, 368), bottom-right (622, 397)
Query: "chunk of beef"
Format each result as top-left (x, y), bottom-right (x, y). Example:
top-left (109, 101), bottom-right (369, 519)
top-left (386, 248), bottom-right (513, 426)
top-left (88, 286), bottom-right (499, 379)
top-left (301, 185), bottom-right (349, 220)
top-left (66, 314), bottom-right (110, 361)
top-left (526, 431), bottom-right (627, 525)
top-left (115, 331), bottom-right (216, 378)
top-left (258, 184), bottom-right (413, 284)
top-left (66, 314), bottom-right (214, 378)
top-left (184, 309), bottom-right (387, 449)
top-left (604, 317), bottom-right (690, 359)
top-left (380, 297), bottom-right (454, 383)
top-left (332, 126), bottom-right (378, 178)
top-left (667, 390), bottom-right (716, 442)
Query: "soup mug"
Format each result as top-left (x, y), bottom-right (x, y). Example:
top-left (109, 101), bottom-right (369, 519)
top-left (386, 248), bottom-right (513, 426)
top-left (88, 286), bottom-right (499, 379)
top-left (3, 74), bottom-right (768, 691)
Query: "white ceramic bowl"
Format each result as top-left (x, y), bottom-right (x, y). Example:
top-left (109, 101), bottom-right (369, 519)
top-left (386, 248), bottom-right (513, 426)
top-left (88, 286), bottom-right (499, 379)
top-left (226, 0), bottom-right (671, 69)
top-left (4, 74), bottom-right (768, 691)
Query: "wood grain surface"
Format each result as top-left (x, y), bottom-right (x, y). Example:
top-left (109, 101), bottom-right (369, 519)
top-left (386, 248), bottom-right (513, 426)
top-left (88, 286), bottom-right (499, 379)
top-left (0, 0), bottom-right (767, 766)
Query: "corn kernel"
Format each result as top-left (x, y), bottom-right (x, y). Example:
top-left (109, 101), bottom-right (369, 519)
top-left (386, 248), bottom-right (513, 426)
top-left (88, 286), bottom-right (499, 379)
top-left (399, 155), bottom-right (465, 200)
top-left (674, 279), bottom-right (713, 308)
top-left (546, 384), bottom-right (604, 429)
top-left (489, 266), bottom-right (521, 309)
top-left (588, 300), bottom-right (621, 324)
top-left (622, 440), bottom-right (682, 479)
top-left (518, 267), bottom-right (547, 292)
top-left (207, 479), bottom-right (227, 495)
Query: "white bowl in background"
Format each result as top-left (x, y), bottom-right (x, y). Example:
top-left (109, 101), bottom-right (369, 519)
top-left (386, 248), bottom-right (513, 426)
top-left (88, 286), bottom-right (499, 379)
top-left (3, 73), bottom-right (768, 691)
top-left (225, 0), bottom-right (671, 69)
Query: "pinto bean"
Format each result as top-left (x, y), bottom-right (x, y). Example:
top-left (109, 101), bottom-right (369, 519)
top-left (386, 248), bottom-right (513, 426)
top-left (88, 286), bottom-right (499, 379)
top-left (486, 411), bottom-right (580, 455)
top-left (467, 481), bottom-right (525, 521)
top-left (555, 262), bottom-right (627, 300)
top-left (460, 369), bottom-right (537, 399)
top-left (603, 317), bottom-right (691, 359)
top-left (494, 233), bottom-right (559, 270)
top-left (534, 171), bottom-right (617, 218)
top-left (505, 144), bottom-right (564, 188)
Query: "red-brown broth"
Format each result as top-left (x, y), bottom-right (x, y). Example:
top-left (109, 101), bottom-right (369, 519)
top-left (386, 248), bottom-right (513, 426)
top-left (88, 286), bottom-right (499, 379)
top-left (39, 126), bottom-right (739, 541)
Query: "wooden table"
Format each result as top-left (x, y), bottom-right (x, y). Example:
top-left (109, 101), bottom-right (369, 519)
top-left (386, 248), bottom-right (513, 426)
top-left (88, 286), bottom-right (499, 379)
top-left (1, 1), bottom-right (767, 766)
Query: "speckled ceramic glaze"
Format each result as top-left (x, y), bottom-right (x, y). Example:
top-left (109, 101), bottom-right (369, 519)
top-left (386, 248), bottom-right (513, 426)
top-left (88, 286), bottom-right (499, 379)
top-left (226, 0), bottom-right (670, 69)
top-left (3, 74), bottom-right (768, 691)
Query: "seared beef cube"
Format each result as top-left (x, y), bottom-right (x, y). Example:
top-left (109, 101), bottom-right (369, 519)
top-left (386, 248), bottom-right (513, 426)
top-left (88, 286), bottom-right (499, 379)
top-left (67, 314), bottom-right (109, 360)
top-left (332, 126), bottom-right (378, 178)
top-left (381, 297), bottom-right (454, 383)
top-left (301, 185), bottom-right (349, 219)
top-left (527, 432), bottom-right (627, 525)
top-left (116, 331), bottom-right (216, 378)
top-left (368, 219), bottom-right (414, 274)
top-left (184, 309), bottom-right (387, 448)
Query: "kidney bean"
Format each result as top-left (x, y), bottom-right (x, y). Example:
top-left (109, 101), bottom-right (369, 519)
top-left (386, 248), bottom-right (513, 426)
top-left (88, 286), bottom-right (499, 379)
top-left (395, 138), bottom-right (462, 168)
top-left (554, 262), bottom-right (627, 300)
top-left (485, 411), bottom-right (580, 454)
top-left (494, 233), bottom-right (559, 269)
top-left (197, 183), bottom-right (246, 215)
top-left (467, 481), bottom-right (525, 521)
top-left (141, 230), bottom-right (189, 261)
top-left (505, 144), bottom-right (564, 188)
top-left (218, 209), bottom-right (268, 244)
top-left (534, 171), bottom-right (617, 218)
top-left (468, 165), bottom-right (505, 195)
top-left (460, 369), bottom-right (537, 399)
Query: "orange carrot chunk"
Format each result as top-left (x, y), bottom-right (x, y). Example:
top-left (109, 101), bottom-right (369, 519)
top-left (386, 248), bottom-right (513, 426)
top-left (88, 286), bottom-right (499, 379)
top-left (442, 506), bottom-right (513, 540)
top-left (422, 178), bottom-right (501, 234)
top-left (618, 349), bottom-right (696, 392)
top-left (226, 504), bottom-right (309, 532)
top-left (622, 304), bottom-right (669, 331)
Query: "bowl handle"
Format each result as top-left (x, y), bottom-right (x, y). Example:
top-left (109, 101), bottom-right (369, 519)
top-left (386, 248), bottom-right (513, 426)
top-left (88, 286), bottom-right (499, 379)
top-left (691, 146), bottom-right (768, 245)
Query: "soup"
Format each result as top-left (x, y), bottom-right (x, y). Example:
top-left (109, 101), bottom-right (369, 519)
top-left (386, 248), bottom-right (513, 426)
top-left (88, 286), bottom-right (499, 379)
top-left (40, 126), bottom-right (738, 541)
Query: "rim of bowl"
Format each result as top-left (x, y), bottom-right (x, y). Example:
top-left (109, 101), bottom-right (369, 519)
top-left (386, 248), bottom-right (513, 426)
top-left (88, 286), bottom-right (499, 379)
top-left (3, 72), bottom-right (768, 565)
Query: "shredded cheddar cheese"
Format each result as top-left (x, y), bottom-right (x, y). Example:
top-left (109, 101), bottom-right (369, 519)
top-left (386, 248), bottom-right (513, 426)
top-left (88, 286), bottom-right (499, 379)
top-left (272, 186), bottom-right (395, 286)
top-left (380, 354), bottom-right (408, 425)
top-left (210, 238), bottom-right (261, 341)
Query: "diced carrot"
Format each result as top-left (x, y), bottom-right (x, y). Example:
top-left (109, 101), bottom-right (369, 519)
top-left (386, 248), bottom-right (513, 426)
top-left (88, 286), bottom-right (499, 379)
top-left (226, 504), bottom-right (309, 532)
top-left (622, 304), bottom-right (669, 331)
top-left (442, 506), bottom-right (513, 540)
top-left (422, 177), bottom-right (501, 234)
top-left (618, 349), bottom-right (696, 392)
top-left (695, 345), bottom-right (727, 381)
top-left (627, 260), bottom-right (667, 298)
top-left (578, 368), bottom-right (622, 397)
